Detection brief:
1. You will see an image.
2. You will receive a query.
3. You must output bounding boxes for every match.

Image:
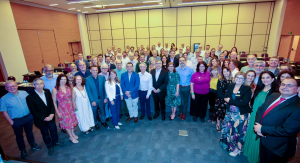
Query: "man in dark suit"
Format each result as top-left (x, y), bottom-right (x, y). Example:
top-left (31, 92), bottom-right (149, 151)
top-left (26, 78), bottom-right (65, 156)
top-left (254, 78), bottom-right (300, 163)
top-left (136, 55), bottom-right (149, 73)
top-left (167, 50), bottom-right (179, 67)
top-left (104, 55), bottom-right (116, 71)
top-left (75, 53), bottom-right (89, 71)
top-left (86, 66), bottom-right (108, 129)
top-left (150, 60), bottom-right (169, 121)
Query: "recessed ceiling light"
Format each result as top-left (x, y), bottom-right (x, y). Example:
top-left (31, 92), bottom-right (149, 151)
top-left (159, 3), bottom-right (163, 4)
top-left (82, 11), bottom-right (89, 13)
top-left (77, 10), bottom-right (81, 11)
top-left (49, 4), bottom-right (58, 6)
top-left (143, 1), bottom-right (161, 3)
top-left (102, 3), bottom-right (125, 6)
top-left (68, 8), bottom-right (76, 10)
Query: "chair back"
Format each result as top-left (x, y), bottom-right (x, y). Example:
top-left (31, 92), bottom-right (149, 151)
top-left (261, 53), bottom-right (268, 57)
top-left (58, 63), bottom-right (64, 67)
top-left (7, 76), bottom-right (16, 81)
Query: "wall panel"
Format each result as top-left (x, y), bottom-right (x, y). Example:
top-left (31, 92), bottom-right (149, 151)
top-left (87, 2), bottom-right (273, 54)
top-left (90, 40), bottom-right (102, 55)
top-left (102, 40), bottom-right (113, 52)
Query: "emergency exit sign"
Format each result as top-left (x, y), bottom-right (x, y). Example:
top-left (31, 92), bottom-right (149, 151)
top-left (73, 39), bottom-right (76, 41)
top-left (288, 32), bottom-right (292, 34)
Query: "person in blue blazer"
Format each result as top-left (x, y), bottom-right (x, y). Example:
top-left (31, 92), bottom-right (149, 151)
top-left (121, 62), bottom-right (140, 123)
top-left (75, 53), bottom-right (89, 71)
top-left (85, 66), bottom-right (108, 129)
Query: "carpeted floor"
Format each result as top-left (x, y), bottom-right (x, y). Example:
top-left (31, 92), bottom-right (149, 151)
top-left (0, 111), bottom-right (299, 163)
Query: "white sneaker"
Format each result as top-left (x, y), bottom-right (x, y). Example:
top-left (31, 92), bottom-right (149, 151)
top-left (118, 122), bottom-right (122, 126)
top-left (115, 126), bottom-right (120, 129)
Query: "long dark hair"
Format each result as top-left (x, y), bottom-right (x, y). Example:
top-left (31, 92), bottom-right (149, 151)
top-left (196, 61), bottom-right (208, 73)
top-left (108, 69), bottom-right (120, 84)
top-left (55, 74), bottom-right (71, 89)
top-left (250, 71), bottom-right (278, 106)
top-left (277, 70), bottom-right (295, 84)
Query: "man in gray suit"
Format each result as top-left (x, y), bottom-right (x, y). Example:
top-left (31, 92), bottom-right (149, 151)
top-left (75, 53), bottom-right (89, 71)
top-left (85, 66), bottom-right (109, 129)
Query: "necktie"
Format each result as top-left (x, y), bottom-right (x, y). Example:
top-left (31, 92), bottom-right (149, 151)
top-left (261, 97), bottom-right (285, 123)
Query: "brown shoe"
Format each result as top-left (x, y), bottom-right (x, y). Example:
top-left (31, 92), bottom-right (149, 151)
top-left (178, 113), bottom-right (183, 118)
top-left (126, 117), bottom-right (132, 122)
top-left (134, 117), bottom-right (138, 123)
top-left (181, 114), bottom-right (186, 120)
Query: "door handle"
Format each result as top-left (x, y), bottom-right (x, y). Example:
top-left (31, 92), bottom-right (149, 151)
top-left (42, 59), bottom-right (44, 63)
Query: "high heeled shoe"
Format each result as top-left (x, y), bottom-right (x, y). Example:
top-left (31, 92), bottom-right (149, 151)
top-left (229, 150), bottom-right (241, 157)
top-left (73, 134), bottom-right (78, 139)
top-left (69, 137), bottom-right (79, 144)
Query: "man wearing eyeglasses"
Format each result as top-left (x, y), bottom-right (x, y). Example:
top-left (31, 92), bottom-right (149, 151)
top-left (254, 78), bottom-right (300, 163)
top-left (264, 56), bottom-right (280, 77)
top-left (41, 64), bottom-right (58, 93)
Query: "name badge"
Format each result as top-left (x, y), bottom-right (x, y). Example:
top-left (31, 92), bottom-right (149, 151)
top-left (236, 95), bottom-right (241, 97)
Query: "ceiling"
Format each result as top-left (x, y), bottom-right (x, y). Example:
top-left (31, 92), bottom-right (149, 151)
top-left (10, 0), bottom-right (275, 14)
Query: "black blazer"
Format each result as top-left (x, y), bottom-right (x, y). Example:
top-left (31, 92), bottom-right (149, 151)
top-left (26, 89), bottom-right (55, 128)
top-left (167, 56), bottom-right (179, 67)
top-left (109, 63), bottom-right (116, 70)
top-left (225, 84), bottom-right (252, 115)
top-left (150, 69), bottom-right (169, 94)
top-left (255, 93), bottom-right (300, 158)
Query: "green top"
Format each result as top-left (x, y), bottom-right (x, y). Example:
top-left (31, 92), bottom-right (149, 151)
top-left (244, 90), bottom-right (268, 163)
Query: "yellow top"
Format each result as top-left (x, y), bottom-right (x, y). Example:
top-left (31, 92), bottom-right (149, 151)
top-left (210, 77), bottom-right (218, 90)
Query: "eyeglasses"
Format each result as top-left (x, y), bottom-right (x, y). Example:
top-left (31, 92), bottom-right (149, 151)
top-left (280, 83), bottom-right (298, 88)
top-left (235, 77), bottom-right (244, 80)
top-left (45, 70), bottom-right (53, 72)
top-left (6, 85), bottom-right (16, 89)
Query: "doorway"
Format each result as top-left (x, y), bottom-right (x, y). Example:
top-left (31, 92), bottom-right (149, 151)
top-left (68, 42), bottom-right (82, 61)
top-left (277, 35), bottom-right (300, 61)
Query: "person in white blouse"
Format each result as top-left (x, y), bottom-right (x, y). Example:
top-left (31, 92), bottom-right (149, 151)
top-left (183, 53), bottom-right (193, 69)
top-left (164, 43), bottom-right (170, 53)
top-left (138, 63), bottom-right (153, 121)
top-left (229, 59), bottom-right (239, 79)
top-left (181, 43), bottom-right (186, 53)
top-left (122, 51), bottom-right (130, 69)
top-left (156, 42), bottom-right (162, 55)
top-left (105, 69), bottom-right (123, 129)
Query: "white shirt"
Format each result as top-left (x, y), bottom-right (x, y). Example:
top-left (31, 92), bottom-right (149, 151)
top-left (186, 60), bottom-right (193, 69)
top-left (122, 57), bottom-right (130, 69)
top-left (139, 71), bottom-right (153, 98)
top-left (129, 59), bottom-right (138, 72)
top-left (231, 68), bottom-right (239, 78)
top-left (165, 47), bottom-right (170, 52)
top-left (99, 72), bottom-right (109, 80)
top-left (254, 76), bottom-right (259, 84)
top-left (41, 74), bottom-right (58, 93)
top-left (155, 68), bottom-right (162, 81)
top-left (35, 90), bottom-right (47, 106)
top-left (191, 57), bottom-right (198, 72)
top-left (194, 51), bottom-right (205, 58)
top-left (156, 46), bottom-right (162, 55)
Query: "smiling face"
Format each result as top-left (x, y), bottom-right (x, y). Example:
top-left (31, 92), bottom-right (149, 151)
top-left (246, 72), bottom-right (255, 83)
top-left (279, 79), bottom-right (299, 97)
top-left (75, 76), bottom-right (82, 86)
top-left (5, 81), bottom-right (18, 94)
top-left (247, 55), bottom-right (256, 66)
top-left (223, 68), bottom-right (230, 78)
top-left (269, 58), bottom-right (279, 67)
top-left (280, 73), bottom-right (292, 82)
top-left (261, 73), bottom-right (274, 87)
top-left (254, 62), bottom-right (264, 74)
top-left (168, 64), bottom-right (174, 72)
top-left (235, 75), bottom-right (245, 85)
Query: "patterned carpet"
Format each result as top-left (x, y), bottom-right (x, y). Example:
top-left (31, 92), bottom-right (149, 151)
top-left (0, 110), bottom-right (299, 163)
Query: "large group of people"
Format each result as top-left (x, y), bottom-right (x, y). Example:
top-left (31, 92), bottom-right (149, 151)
top-left (1, 42), bottom-right (300, 163)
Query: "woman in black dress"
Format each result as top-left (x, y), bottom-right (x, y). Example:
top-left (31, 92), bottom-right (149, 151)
top-left (161, 55), bottom-right (168, 71)
top-left (212, 67), bottom-right (232, 131)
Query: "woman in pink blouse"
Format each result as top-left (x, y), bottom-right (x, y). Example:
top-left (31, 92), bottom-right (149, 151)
top-left (190, 61), bottom-right (211, 122)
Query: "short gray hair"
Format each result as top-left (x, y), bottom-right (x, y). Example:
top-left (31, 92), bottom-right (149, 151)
top-left (33, 78), bottom-right (44, 86)
top-left (44, 64), bottom-right (53, 70)
top-left (101, 63), bottom-right (108, 68)
top-left (5, 80), bottom-right (17, 87)
top-left (139, 62), bottom-right (147, 67)
top-left (254, 60), bottom-right (265, 66)
top-left (156, 60), bottom-right (162, 64)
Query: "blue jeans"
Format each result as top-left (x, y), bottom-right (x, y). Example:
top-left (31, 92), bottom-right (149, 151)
top-left (39, 121), bottom-right (58, 148)
top-left (12, 114), bottom-right (36, 151)
top-left (108, 95), bottom-right (121, 126)
top-left (139, 90), bottom-right (151, 116)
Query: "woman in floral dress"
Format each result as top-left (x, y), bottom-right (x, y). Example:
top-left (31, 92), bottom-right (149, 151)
top-left (52, 74), bottom-right (78, 143)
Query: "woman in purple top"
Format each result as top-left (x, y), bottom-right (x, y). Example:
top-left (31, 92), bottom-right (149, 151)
top-left (190, 61), bottom-right (211, 122)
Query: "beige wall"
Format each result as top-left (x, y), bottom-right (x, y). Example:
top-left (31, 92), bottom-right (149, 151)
top-left (0, 0), bottom-right (28, 82)
top-left (86, 2), bottom-right (274, 55)
top-left (78, 13), bottom-right (91, 58)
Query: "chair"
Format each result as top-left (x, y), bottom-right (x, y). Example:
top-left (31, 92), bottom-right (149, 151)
top-left (261, 53), bottom-right (268, 57)
top-left (41, 68), bottom-right (44, 73)
top-left (73, 59), bottom-right (76, 62)
top-left (240, 54), bottom-right (247, 57)
top-left (65, 63), bottom-right (71, 67)
top-left (265, 61), bottom-right (269, 67)
top-left (245, 62), bottom-right (249, 66)
top-left (7, 76), bottom-right (16, 81)
top-left (279, 57), bottom-right (284, 61)
top-left (87, 56), bottom-right (91, 59)
top-left (58, 63), bottom-right (64, 67)
top-left (280, 61), bottom-right (287, 66)
top-left (23, 76), bottom-right (29, 82)
top-left (253, 54), bottom-right (257, 57)
top-left (64, 67), bottom-right (72, 72)
top-left (264, 57), bottom-right (270, 61)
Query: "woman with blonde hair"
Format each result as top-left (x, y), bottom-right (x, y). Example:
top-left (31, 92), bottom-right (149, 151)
top-left (105, 70), bottom-right (123, 129)
top-left (207, 66), bottom-right (221, 123)
top-left (89, 56), bottom-right (101, 72)
top-left (208, 57), bottom-right (222, 75)
top-left (148, 58), bottom-right (156, 72)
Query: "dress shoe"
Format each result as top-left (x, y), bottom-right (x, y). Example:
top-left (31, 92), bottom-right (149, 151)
top-left (140, 115), bottom-right (145, 120)
top-left (125, 113), bottom-right (130, 117)
top-left (178, 113), bottom-right (183, 118)
top-left (200, 118), bottom-right (205, 122)
top-left (162, 115), bottom-right (166, 121)
top-left (31, 144), bottom-right (42, 151)
top-left (21, 150), bottom-right (28, 159)
top-left (119, 114), bottom-right (123, 119)
top-left (48, 146), bottom-right (54, 155)
top-left (101, 122), bottom-right (109, 128)
top-left (55, 141), bottom-right (66, 146)
top-left (153, 113), bottom-right (159, 119)
top-left (62, 129), bottom-right (67, 133)
top-left (148, 116), bottom-right (152, 121)
top-left (97, 117), bottom-right (101, 122)
top-left (126, 117), bottom-right (132, 122)
top-left (106, 117), bottom-right (110, 122)
top-left (181, 114), bottom-right (186, 120)
top-left (134, 117), bottom-right (138, 123)
top-left (94, 124), bottom-right (100, 130)
top-left (193, 116), bottom-right (197, 122)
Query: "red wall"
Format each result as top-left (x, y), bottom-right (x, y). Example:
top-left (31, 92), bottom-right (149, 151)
top-left (10, 3), bottom-right (81, 64)
top-left (281, 0), bottom-right (300, 61)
